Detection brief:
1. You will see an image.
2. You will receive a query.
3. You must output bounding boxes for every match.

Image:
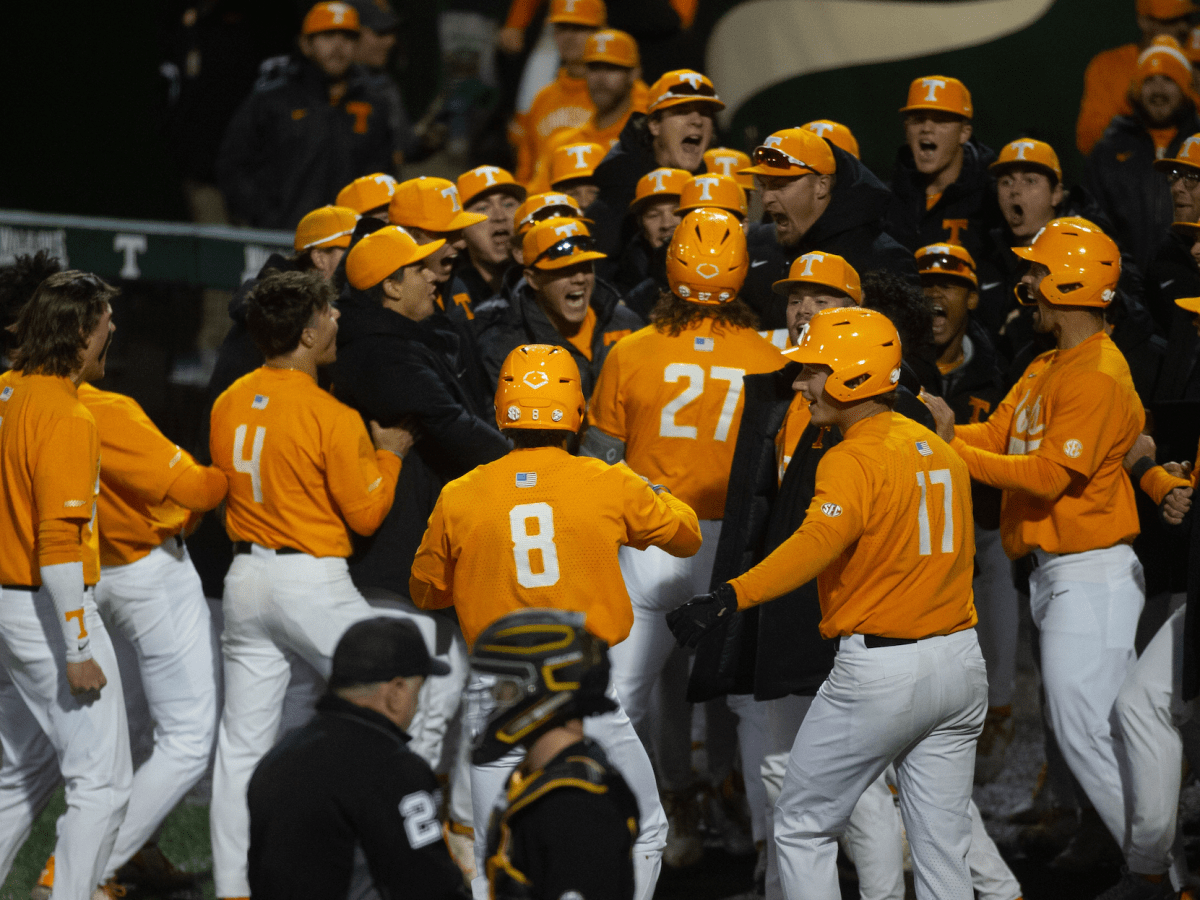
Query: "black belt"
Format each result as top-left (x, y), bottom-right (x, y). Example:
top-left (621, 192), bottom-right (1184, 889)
top-left (232, 541), bottom-right (303, 556)
top-left (863, 635), bottom-right (918, 648)
top-left (1, 584), bottom-right (36, 592)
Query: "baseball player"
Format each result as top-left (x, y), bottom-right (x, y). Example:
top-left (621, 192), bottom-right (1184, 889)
top-left (410, 342), bottom-right (703, 900)
top-left (581, 208), bottom-right (784, 870)
top-left (337, 171), bottom-right (398, 220)
top-left (456, 165), bottom-right (527, 314)
top-left (612, 167), bottom-right (690, 316)
top-left (0, 272), bottom-right (133, 900)
top-left (801, 120), bottom-right (861, 159)
top-left (548, 141), bottom-right (607, 208)
top-left (207, 269), bottom-right (413, 900)
top-left (474, 610), bottom-right (641, 900)
top-left (925, 218), bottom-right (1146, 881)
top-left (668, 306), bottom-right (986, 900)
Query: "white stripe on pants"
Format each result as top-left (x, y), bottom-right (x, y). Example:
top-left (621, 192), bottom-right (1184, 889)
top-left (775, 630), bottom-right (987, 900)
top-left (0, 587), bottom-right (133, 899)
top-left (1030, 544), bottom-right (1143, 849)
top-left (469, 683), bottom-right (667, 900)
top-left (210, 548), bottom-right (376, 899)
top-left (96, 541), bottom-right (218, 879)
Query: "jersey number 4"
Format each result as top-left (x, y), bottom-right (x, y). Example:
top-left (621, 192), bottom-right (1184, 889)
top-left (510, 502), bottom-right (560, 588)
top-left (660, 363), bottom-right (746, 441)
top-left (915, 469), bottom-right (955, 556)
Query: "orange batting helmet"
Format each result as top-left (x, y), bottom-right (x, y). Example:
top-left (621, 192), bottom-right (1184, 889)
top-left (495, 344), bottom-right (585, 432)
top-left (666, 209), bottom-right (748, 304)
top-left (785, 307), bottom-right (902, 402)
top-left (1012, 217), bottom-right (1120, 308)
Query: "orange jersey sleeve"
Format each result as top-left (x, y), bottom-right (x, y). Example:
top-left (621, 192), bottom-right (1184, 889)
top-left (955, 333), bottom-right (1144, 558)
top-left (0, 372), bottom-right (102, 585)
top-left (409, 446), bottom-right (701, 648)
top-left (588, 321), bottom-right (786, 519)
top-left (1076, 44), bottom-right (1138, 154)
top-left (78, 386), bottom-right (226, 566)
top-left (1139, 465), bottom-right (1193, 505)
top-left (731, 412), bottom-right (977, 640)
top-left (210, 367), bottom-right (400, 557)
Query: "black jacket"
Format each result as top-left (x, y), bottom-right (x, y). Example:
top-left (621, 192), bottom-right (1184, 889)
top-left (487, 738), bottom-right (638, 900)
top-left (474, 278), bottom-right (642, 399)
top-left (333, 300), bottom-right (510, 595)
top-left (1155, 304), bottom-right (1200, 402)
top-left (611, 232), bottom-right (667, 323)
top-left (741, 145), bottom-right (919, 330)
top-left (248, 694), bottom-right (469, 900)
top-left (217, 55), bottom-right (394, 230)
top-left (687, 374), bottom-right (935, 701)
top-left (1086, 109), bottom-right (1200, 274)
top-left (1146, 229), bottom-right (1200, 336)
top-left (888, 138), bottom-right (1001, 263)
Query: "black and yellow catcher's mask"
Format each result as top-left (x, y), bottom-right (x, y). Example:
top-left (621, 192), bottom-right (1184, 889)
top-left (468, 609), bottom-right (616, 765)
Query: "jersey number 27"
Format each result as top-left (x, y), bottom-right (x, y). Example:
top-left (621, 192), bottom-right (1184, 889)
top-left (660, 364), bottom-right (746, 441)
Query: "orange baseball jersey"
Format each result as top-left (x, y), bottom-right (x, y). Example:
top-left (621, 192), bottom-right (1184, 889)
top-left (78, 385), bottom-right (225, 567)
top-left (209, 367), bottom-right (400, 557)
top-left (588, 321), bottom-right (785, 519)
top-left (952, 332), bottom-right (1144, 559)
top-left (0, 371), bottom-right (102, 586)
top-left (731, 412), bottom-right (977, 640)
top-left (1076, 44), bottom-right (1138, 154)
top-left (515, 71), bottom-right (593, 184)
top-left (774, 392), bottom-right (811, 486)
top-left (409, 446), bottom-right (702, 649)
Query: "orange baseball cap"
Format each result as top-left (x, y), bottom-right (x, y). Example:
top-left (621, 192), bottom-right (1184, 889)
top-left (704, 148), bottom-right (754, 189)
top-left (457, 166), bottom-right (526, 208)
top-left (630, 167), bottom-right (690, 213)
top-left (514, 192), bottom-right (587, 235)
top-left (1155, 131), bottom-right (1200, 173)
top-left (772, 251), bottom-right (862, 303)
top-left (648, 70), bottom-right (724, 114)
top-left (802, 120), bottom-right (860, 159)
top-left (301, 1), bottom-right (360, 35)
top-left (389, 177), bottom-right (488, 232)
top-left (677, 174), bottom-right (747, 219)
top-left (547, 0), bottom-right (606, 26)
top-left (899, 75), bottom-right (972, 118)
top-left (549, 142), bottom-right (607, 187)
top-left (1138, 0), bottom-right (1196, 19)
top-left (336, 173), bottom-right (397, 214)
top-left (915, 243), bottom-right (978, 289)
top-left (1176, 295), bottom-right (1200, 313)
top-left (1171, 216), bottom-right (1200, 238)
top-left (990, 139), bottom-right (1063, 183)
top-left (583, 29), bottom-right (638, 67)
top-left (522, 217), bottom-right (607, 270)
top-left (742, 128), bottom-right (836, 177)
top-left (1137, 36), bottom-right (1192, 91)
top-left (294, 205), bottom-right (359, 251)
top-left (345, 225), bottom-right (444, 289)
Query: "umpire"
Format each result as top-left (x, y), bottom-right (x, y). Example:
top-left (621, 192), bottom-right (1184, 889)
top-left (247, 617), bottom-right (468, 899)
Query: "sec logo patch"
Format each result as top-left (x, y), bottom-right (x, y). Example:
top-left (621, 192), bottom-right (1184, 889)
top-left (1063, 439), bottom-right (1082, 459)
top-left (821, 503), bottom-right (842, 518)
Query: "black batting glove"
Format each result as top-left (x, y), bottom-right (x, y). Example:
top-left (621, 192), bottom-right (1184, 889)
top-left (666, 583), bottom-right (739, 648)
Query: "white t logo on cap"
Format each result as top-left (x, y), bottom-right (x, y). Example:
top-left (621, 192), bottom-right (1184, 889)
top-left (807, 122), bottom-right (834, 138)
top-left (647, 169), bottom-right (672, 192)
top-left (373, 174), bottom-right (396, 187)
top-left (798, 252), bottom-right (825, 277)
top-left (554, 221), bottom-right (582, 238)
top-left (440, 185), bottom-right (462, 211)
top-left (1183, 136), bottom-right (1200, 159)
top-left (921, 78), bottom-right (946, 102)
top-left (1010, 140), bottom-right (1036, 160)
top-left (929, 245), bottom-right (951, 254)
top-left (764, 135), bottom-right (784, 149)
top-left (562, 0), bottom-right (578, 11)
top-left (545, 194), bottom-right (569, 205)
top-left (678, 72), bottom-right (704, 89)
top-left (693, 176), bottom-right (720, 200)
top-left (328, 3), bottom-right (350, 23)
top-left (712, 155), bottom-right (737, 176)
top-left (592, 33), bottom-right (613, 53)
top-left (474, 166), bottom-right (502, 186)
top-left (567, 145), bottom-right (592, 168)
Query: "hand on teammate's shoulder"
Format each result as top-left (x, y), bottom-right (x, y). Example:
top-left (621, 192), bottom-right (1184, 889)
top-left (371, 419), bottom-right (417, 459)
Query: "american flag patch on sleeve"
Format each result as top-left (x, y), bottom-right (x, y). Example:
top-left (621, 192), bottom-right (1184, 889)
top-left (0, 387), bottom-right (12, 401)
top-left (515, 472), bottom-right (537, 487)
top-left (252, 395), bottom-right (269, 410)
top-left (694, 336), bottom-right (714, 352)
top-left (915, 440), bottom-right (933, 456)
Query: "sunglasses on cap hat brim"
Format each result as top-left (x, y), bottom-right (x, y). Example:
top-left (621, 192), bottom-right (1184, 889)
top-left (532, 235), bottom-right (607, 268)
top-left (519, 206), bottom-right (590, 231)
top-left (743, 146), bottom-right (825, 176)
top-left (654, 81), bottom-right (725, 109)
top-left (917, 253), bottom-right (977, 284)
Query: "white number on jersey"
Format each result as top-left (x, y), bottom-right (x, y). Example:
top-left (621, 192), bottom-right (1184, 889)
top-left (509, 502), bottom-right (560, 588)
top-left (915, 469), bottom-right (955, 556)
top-left (233, 424), bottom-right (266, 504)
top-left (399, 791), bottom-right (442, 849)
top-left (659, 364), bottom-right (746, 441)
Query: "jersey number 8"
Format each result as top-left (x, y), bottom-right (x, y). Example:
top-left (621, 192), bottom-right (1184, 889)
top-left (509, 502), bottom-right (560, 588)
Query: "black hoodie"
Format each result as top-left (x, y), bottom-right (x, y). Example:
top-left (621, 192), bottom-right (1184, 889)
top-left (741, 144), bottom-right (918, 330)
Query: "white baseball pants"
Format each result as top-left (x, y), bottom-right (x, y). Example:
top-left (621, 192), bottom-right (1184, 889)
top-left (468, 683), bottom-right (668, 900)
top-left (0, 586), bottom-right (133, 900)
top-left (775, 629), bottom-right (988, 900)
top-left (95, 541), bottom-right (218, 880)
top-left (974, 526), bottom-right (1019, 708)
top-left (1030, 544), bottom-right (1143, 850)
top-left (210, 547), bottom-right (376, 899)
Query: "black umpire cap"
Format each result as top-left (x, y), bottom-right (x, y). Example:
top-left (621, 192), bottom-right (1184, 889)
top-left (329, 617), bottom-right (450, 689)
